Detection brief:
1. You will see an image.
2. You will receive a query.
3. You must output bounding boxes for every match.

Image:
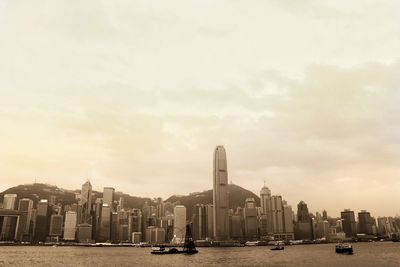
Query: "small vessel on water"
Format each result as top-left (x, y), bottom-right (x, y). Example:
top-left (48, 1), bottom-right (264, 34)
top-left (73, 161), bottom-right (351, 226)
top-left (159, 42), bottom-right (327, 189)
top-left (270, 242), bottom-right (284, 251)
top-left (151, 224), bottom-right (198, 255)
top-left (335, 243), bottom-right (353, 254)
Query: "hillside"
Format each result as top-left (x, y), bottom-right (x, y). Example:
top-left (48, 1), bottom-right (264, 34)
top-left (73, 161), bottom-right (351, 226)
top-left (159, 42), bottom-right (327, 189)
top-left (0, 183), bottom-right (259, 219)
top-left (166, 183), bottom-right (260, 219)
top-left (0, 183), bottom-right (151, 209)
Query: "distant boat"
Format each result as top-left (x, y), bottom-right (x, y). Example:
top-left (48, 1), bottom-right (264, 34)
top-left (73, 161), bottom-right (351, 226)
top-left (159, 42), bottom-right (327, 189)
top-left (151, 224), bottom-right (198, 255)
top-left (335, 243), bottom-right (353, 255)
top-left (245, 241), bottom-right (259, 246)
top-left (270, 242), bottom-right (284, 251)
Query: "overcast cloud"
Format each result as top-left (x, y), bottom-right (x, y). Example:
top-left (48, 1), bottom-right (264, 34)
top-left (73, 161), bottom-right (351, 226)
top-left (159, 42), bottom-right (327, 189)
top-left (1, 0), bottom-right (400, 217)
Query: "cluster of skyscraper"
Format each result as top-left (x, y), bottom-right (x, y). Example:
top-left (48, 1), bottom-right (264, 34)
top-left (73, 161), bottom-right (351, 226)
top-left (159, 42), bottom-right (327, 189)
top-left (1, 145), bottom-right (400, 244)
top-left (0, 184), bottom-right (188, 244)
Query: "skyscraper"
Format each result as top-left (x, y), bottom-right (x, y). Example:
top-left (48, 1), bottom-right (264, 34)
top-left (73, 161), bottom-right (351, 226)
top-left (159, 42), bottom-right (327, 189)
top-left (243, 198), bottom-right (258, 240)
top-left (98, 204), bottom-right (111, 242)
top-left (3, 194), bottom-right (17, 210)
top-left (103, 187), bottom-right (115, 207)
top-left (260, 184), bottom-right (271, 215)
top-left (63, 211), bottom-right (77, 241)
top-left (17, 198), bottom-right (33, 241)
top-left (49, 215), bottom-right (63, 238)
top-left (213, 145), bottom-right (229, 241)
top-left (34, 200), bottom-right (51, 242)
top-left (358, 210), bottom-right (376, 235)
top-left (80, 181), bottom-right (92, 224)
top-left (341, 209), bottom-right (357, 238)
top-left (173, 205), bottom-right (186, 243)
top-left (295, 200), bottom-right (313, 240)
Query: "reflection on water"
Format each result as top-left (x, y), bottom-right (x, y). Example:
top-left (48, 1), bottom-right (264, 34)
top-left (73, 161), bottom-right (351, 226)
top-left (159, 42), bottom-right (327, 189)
top-left (0, 242), bottom-right (399, 267)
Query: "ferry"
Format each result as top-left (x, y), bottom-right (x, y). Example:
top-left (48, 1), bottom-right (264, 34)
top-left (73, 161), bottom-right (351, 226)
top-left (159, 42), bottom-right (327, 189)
top-left (335, 243), bottom-right (353, 255)
top-left (151, 224), bottom-right (198, 255)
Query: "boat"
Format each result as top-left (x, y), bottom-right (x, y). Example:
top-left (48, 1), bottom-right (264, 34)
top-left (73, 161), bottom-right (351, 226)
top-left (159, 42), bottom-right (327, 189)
top-left (270, 242), bottom-right (284, 251)
top-left (151, 224), bottom-right (198, 255)
top-left (335, 243), bottom-right (353, 254)
top-left (245, 241), bottom-right (259, 246)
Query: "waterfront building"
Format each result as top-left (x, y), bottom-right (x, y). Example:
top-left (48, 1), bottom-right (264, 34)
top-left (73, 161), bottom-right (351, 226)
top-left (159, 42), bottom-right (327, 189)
top-left (34, 200), bottom-right (51, 242)
top-left (283, 203), bottom-right (295, 240)
top-left (213, 145), bottom-right (229, 241)
top-left (316, 220), bottom-right (330, 239)
top-left (192, 204), bottom-right (207, 240)
top-left (79, 181), bottom-right (92, 224)
top-left (358, 210), bottom-right (376, 235)
top-left (145, 226), bottom-right (165, 243)
top-left (243, 198), bottom-right (258, 240)
top-left (77, 223), bottom-right (93, 243)
top-left (0, 194), bottom-right (18, 240)
top-left (173, 205), bottom-right (186, 243)
top-left (128, 209), bottom-right (142, 242)
top-left (63, 211), bottom-right (77, 241)
top-left (294, 201), bottom-right (313, 240)
top-left (49, 214), bottom-right (63, 238)
top-left (271, 196), bottom-right (284, 234)
top-left (98, 204), bottom-right (111, 242)
top-left (132, 232), bottom-right (142, 243)
top-left (17, 198), bottom-right (33, 241)
top-left (341, 209), bottom-right (357, 238)
top-left (110, 212), bottom-right (119, 243)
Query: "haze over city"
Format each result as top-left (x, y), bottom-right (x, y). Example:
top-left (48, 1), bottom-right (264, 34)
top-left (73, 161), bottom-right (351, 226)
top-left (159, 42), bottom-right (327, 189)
top-left (1, 0), bottom-right (400, 218)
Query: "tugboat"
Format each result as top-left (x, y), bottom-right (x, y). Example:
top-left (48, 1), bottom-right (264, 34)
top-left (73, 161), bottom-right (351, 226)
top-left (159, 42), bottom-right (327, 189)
top-left (335, 243), bottom-right (353, 255)
top-left (151, 224), bottom-right (199, 255)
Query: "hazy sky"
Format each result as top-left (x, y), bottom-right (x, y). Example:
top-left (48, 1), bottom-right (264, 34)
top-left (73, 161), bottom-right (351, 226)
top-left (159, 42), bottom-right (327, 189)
top-left (1, 1), bottom-right (400, 217)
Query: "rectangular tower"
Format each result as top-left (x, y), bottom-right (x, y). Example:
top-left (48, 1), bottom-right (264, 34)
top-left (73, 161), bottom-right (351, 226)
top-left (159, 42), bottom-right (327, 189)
top-left (213, 146), bottom-right (229, 241)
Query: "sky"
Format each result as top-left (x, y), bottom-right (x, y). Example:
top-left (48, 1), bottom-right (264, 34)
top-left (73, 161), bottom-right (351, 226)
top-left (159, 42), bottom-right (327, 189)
top-left (1, 0), bottom-right (400, 217)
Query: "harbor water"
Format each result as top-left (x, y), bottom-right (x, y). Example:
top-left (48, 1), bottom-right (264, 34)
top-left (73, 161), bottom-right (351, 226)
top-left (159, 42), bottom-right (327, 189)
top-left (0, 242), bottom-right (399, 267)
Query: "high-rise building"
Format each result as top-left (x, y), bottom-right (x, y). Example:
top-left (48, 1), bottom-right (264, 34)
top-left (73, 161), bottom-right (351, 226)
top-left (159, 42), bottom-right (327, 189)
top-left (192, 204), bottom-right (207, 240)
top-left (0, 194), bottom-right (18, 241)
top-left (243, 198), bottom-right (258, 240)
top-left (98, 204), bottom-right (111, 242)
top-left (316, 220), bottom-right (330, 239)
top-left (110, 212), bottom-right (119, 243)
top-left (173, 205), bottom-right (186, 243)
top-left (34, 200), bottom-right (51, 242)
top-left (49, 215), bottom-right (63, 238)
top-left (295, 201), bottom-right (313, 240)
top-left (128, 209), bottom-right (142, 242)
top-left (77, 224), bottom-right (93, 243)
top-left (63, 211), bottom-right (77, 241)
top-left (16, 198), bottom-right (33, 241)
top-left (145, 226), bottom-right (166, 243)
top-left (271, 195), bottom-right (284, 234)
top-left (341, 209), bottom-right (357, 238)
top-left (358, 210), bottom-right (376, 235)
top-left (80, 181), bottom-right (92, 224)
top-left (213, 145), bottom-right (229, 241)
top-left (3, 194), bottom-right (17, 210)
top-left (103, 187), bottom-right (115, 207)
top-left (260, 185), bottom-right (271, 216)
top-left (283, 203), bottom-right (294, 240)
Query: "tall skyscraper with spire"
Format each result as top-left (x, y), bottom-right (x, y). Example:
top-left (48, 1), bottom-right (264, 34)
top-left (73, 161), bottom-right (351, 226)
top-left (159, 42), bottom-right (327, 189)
top-left (213, 145), bottom-right (229, 241)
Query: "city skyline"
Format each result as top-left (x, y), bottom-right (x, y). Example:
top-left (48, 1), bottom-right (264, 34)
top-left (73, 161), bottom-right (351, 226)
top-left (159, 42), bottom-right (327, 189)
top-left (1, 1), bottom-right (400, 219)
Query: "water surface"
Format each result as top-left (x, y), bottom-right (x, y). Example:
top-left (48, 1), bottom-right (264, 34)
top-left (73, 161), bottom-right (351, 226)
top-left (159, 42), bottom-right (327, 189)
top-left (0, 242), bottom-right (399, 266)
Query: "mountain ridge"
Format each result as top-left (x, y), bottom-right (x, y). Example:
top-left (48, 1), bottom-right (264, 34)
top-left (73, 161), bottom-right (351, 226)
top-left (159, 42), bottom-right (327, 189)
top-left (0, 183), bottom-right (260, 219)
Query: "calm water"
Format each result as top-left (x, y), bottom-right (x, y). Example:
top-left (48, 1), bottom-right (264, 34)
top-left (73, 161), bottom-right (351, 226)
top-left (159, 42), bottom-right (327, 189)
top-left (0, 242), bottom-right (399, 267)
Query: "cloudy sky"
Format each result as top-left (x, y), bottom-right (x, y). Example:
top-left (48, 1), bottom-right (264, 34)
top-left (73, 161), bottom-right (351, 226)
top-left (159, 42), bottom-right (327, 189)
top-left (1, 0), bottom-right (400, 217)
